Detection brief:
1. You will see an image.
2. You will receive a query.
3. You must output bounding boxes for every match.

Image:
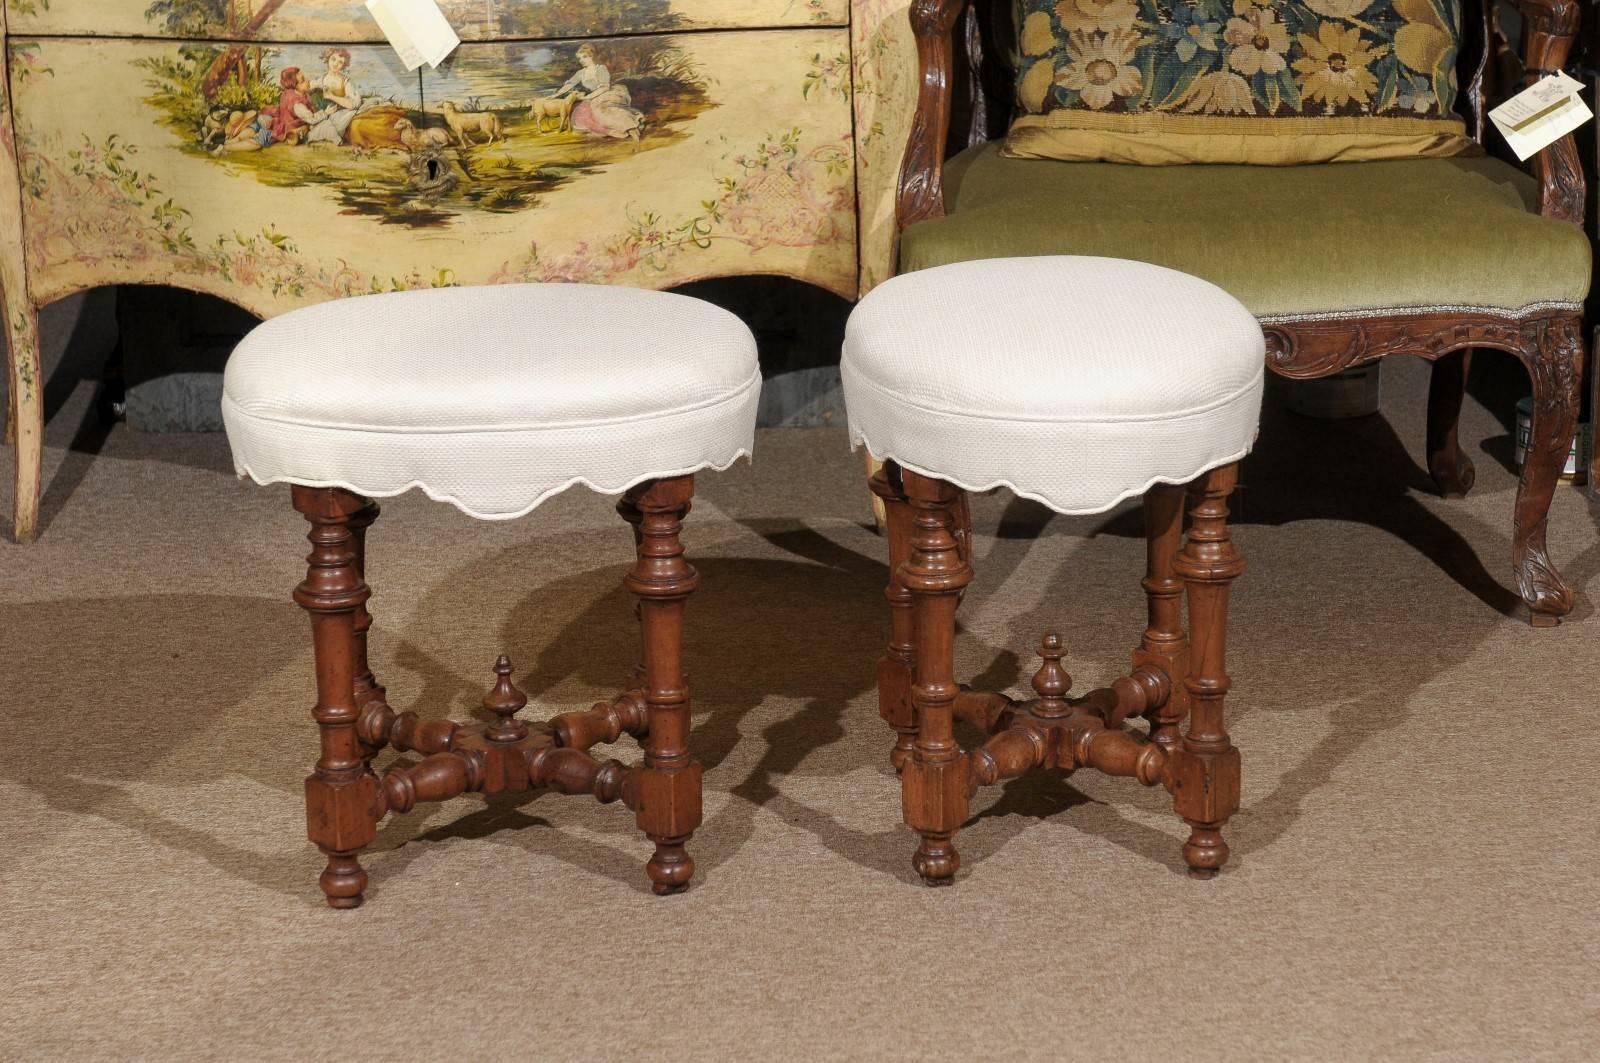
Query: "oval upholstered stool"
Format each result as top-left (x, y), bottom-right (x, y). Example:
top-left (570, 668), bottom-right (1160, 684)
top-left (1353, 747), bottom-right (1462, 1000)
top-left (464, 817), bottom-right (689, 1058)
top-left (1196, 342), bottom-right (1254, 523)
top-left (223, 284), bottom-right (759, 906)
top-left (843, 257), bottom-right (1266, 884)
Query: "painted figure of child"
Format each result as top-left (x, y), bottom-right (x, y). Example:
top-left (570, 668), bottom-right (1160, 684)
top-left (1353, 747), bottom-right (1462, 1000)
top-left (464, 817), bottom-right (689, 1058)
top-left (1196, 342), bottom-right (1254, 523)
top-left (271, 67), bottom-right (318, 145)
top-left (211, 67), bottom-right (316, 154)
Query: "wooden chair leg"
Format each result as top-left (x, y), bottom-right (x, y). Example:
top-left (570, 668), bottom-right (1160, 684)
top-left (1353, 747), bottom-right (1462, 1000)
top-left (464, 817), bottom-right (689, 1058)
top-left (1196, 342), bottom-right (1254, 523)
top-left (292, 486), bottom-right (380, 909)
top-left (898, 470), bottom-right (974, 886)
top-left (1426, 349), bottom-right (1476, 498)
top-left (1136, 483), bottom-right (1188, 753)
top-left (870, 461), bottom-right (918, 771)
top-left (1169, 464), bottom-right (1244, 879)
top-left (623, 476), bottom-right (703, 895)
top-left (1511, 315), bottom-right (1583, 626)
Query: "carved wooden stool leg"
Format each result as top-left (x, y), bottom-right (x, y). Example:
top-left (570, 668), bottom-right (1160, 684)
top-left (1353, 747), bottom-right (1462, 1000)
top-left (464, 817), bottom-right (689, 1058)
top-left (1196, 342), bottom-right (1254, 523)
top-left (616, 494), bottom-right (649, 690)
top-left (292, 486), bottom-right (381, 909)
top-left (348, 500), bottom-right (385, 716)
top-left (1511, 315), bottom-right (1583, 626)
top-left (1169, 464), bottom-right (1244, 879)
top-left (623, 476), bottom-right (703, 895)
top-left (1426, 349), bottom-right (1476, 498)
top-left (870, 461), bottom-right (918, 771)
top-left (1135, 483), bottom-right (1188, 753)
top-left (898, 470), bottom-right (974, 886)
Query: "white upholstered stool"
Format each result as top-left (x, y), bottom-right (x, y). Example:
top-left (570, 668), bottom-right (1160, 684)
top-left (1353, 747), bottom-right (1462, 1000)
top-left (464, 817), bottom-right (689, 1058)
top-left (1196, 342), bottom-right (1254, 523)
top-left (843, 256), bottom-right (1265, 884)
top-left (224, 283), bottom-right (758, 906)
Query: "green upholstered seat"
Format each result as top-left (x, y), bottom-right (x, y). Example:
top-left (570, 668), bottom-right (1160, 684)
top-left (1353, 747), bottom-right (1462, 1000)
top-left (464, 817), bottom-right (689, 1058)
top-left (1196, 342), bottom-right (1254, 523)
top-left (898, 143), bottom-right (1591, 320)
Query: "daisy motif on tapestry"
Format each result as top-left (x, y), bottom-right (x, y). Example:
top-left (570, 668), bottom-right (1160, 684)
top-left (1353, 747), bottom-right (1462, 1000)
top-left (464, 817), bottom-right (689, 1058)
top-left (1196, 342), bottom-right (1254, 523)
top-left (1008, 0), bottom-right (1472, 164)
top-left (1015, 0), bottom-right (1462, 118)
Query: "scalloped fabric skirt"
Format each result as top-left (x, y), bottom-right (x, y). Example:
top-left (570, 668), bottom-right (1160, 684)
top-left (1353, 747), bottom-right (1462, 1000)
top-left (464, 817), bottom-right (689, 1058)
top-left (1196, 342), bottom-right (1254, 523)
top-left (843, 257), bottom-right (1265, 515)
top-left (222, 283), bottom-right (760, 520)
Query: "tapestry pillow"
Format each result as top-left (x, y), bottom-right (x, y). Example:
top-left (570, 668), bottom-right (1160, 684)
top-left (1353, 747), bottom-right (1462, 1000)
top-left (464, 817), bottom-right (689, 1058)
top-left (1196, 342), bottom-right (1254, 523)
top-left (1004, 0), bottom-right (1475, 164)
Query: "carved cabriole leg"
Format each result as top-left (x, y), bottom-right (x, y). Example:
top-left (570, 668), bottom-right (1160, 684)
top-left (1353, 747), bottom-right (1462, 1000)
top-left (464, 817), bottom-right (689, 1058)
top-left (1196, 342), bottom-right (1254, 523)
top-left (1512, 315), bottom-right (1583, 626)
top-left (1169, 464), bottom-right (1244, 880)
top-left (623, 476), bottom-right (703, 895)
top-left (1136, 483), bottom-right (1188, 752)
top-left (898, 470), bottom-right (973, 886)
top-left (1426, 349), bottom-right (1476, 498)
top-left (870, 461), bottom-right (918, 771)
top-left (291, 486), bottom-right (381, 909)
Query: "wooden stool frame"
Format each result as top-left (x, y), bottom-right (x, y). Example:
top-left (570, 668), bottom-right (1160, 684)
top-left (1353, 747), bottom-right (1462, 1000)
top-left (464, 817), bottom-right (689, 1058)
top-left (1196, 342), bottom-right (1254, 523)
top-left (291, 476), bottom-right (702, 908)
top-left (870, 460), bottom-right (1245, 883)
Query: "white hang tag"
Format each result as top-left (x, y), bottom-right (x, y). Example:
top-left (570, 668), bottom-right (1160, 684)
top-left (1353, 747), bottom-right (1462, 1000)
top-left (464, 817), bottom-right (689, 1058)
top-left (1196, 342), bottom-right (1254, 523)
top-left (366, 0), bottom-right (460, 71)
top-left (1489, 71), bottom-right (1592, 161)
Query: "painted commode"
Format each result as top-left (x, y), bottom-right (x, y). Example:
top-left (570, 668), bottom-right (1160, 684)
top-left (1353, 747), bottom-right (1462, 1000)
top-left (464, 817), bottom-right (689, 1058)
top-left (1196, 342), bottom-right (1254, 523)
top-left (0, 0), bottom-right (926, 539)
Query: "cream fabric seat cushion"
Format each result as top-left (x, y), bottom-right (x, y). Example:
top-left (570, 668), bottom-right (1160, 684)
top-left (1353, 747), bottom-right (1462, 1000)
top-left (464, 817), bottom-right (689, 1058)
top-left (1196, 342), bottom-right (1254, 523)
top-left (223, 284), bottom-right (759, 520)
top-left (843, 257), bottom-right (1265, 514)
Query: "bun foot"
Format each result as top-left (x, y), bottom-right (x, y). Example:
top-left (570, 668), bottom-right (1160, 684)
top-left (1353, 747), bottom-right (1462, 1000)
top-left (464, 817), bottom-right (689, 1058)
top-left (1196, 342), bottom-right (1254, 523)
top-left (319, 851), bottom-right (367, 909)
top-left (647, 841), bottom-right (694, 895)
top-left (1182, 827), bottom-right (1229, 879)
top-left (912, 835), bottom-right (959, 886)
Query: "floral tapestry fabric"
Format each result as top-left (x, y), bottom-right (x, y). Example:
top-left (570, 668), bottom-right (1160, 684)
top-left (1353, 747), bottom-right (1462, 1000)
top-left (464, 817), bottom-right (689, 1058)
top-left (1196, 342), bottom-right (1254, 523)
top-left (1005, 0), bottom-right (1474, 165)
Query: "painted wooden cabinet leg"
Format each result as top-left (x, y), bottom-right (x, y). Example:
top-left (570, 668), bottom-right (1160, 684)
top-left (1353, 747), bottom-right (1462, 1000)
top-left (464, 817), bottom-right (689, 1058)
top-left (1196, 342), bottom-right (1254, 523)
top-left (1136, 482), bottom-right (1188, 753)
top-left (292, 486), bottom-right (380, 908)
top-left (898, 470), bottom-right (973, 886)
top-left (6, 305), bottom-right (42, 542)
top-left (1426, 349), bottom-right (1475, 498)
top-left (623, 476), bottom-right (702, 895)
top-left (1512, 316), bottom-right (1582, 626)
top-left (1170, 464), bottom-right (1244, 879)
top-left (870, 461), bottom-right (918, 771)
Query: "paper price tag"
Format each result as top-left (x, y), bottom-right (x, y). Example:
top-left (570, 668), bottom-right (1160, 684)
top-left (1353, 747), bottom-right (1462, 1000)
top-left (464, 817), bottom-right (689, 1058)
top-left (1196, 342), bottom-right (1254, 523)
top-left (366, 0), bottom-right (460, 71)
top-left (1489, 71), bottom-right (1591, 161)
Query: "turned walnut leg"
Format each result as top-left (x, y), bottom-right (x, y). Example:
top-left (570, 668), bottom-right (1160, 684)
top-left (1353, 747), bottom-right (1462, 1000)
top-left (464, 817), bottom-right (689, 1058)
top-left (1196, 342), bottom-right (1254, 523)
top-left (1511, 315), bottom-right (1583, 626)
top-left (870, 461), bottom-right (918, 771)
top-left (1426, 349), bottom-right (1476, 498)
top-left (348, 500), bottom-right (385, 717)
top-left (898, 470), bottom-right (973, 886)
top-left (616, 494), bottom-right (649, 690)
top-left (1136, 483), bottom-right (1188, 753)
top-left (623, 477), bottom-right (703, 895)
top-left (1169, 464), bottom-right (1244, 879)
top-left (292, 486), bottom-right (381, 909)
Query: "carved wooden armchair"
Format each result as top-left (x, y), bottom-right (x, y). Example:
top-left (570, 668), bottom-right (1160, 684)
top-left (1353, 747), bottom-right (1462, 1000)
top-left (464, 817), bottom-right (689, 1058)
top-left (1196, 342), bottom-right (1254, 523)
top-left (894, 0), bottom-right (1588, 625)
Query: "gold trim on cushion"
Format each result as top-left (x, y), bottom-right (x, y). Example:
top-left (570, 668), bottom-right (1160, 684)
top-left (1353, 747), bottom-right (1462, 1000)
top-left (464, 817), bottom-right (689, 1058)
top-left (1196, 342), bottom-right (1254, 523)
top-left (1005, 111), bottom-right (1475, 166)
top-left (1257, 301), bottom-right (1584, 325)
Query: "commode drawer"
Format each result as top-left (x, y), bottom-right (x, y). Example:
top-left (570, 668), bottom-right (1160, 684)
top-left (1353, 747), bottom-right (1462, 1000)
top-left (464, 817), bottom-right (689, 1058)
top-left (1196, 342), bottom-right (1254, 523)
top-left (10, 27), bottom-right (859, 313)
top-left (4, 1), bottom-right (850, 42)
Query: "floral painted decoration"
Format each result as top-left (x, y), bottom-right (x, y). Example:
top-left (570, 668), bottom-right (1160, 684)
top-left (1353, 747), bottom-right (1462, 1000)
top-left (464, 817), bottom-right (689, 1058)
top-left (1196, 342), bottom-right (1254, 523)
top-left (1015, 0), bottom-right (1462, 121)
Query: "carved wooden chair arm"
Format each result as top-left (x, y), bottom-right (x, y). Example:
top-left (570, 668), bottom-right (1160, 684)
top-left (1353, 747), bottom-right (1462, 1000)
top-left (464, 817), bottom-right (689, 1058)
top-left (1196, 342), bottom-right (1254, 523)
top-left (896, 0), bottom-right (972, 228)
top-left (1513, 0), bottom-right (1585, 224)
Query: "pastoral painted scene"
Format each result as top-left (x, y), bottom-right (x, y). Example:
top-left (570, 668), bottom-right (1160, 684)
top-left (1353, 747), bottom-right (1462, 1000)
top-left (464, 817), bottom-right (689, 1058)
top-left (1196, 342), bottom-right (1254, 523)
top-left (136, 34), bottom-right (716, 226)
top-left (136, 0), bottom-right (689, 39)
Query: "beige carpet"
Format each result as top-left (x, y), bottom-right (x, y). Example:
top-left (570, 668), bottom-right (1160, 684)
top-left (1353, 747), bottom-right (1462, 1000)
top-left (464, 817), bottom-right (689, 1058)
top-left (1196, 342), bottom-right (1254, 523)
top-left (3, 304), bottom-right (1598, 1060)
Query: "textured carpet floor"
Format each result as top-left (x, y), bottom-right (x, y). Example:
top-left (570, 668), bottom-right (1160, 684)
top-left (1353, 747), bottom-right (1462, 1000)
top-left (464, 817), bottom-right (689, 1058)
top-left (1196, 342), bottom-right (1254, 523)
top-left (2, 303), bottom-right (1598, 1060)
